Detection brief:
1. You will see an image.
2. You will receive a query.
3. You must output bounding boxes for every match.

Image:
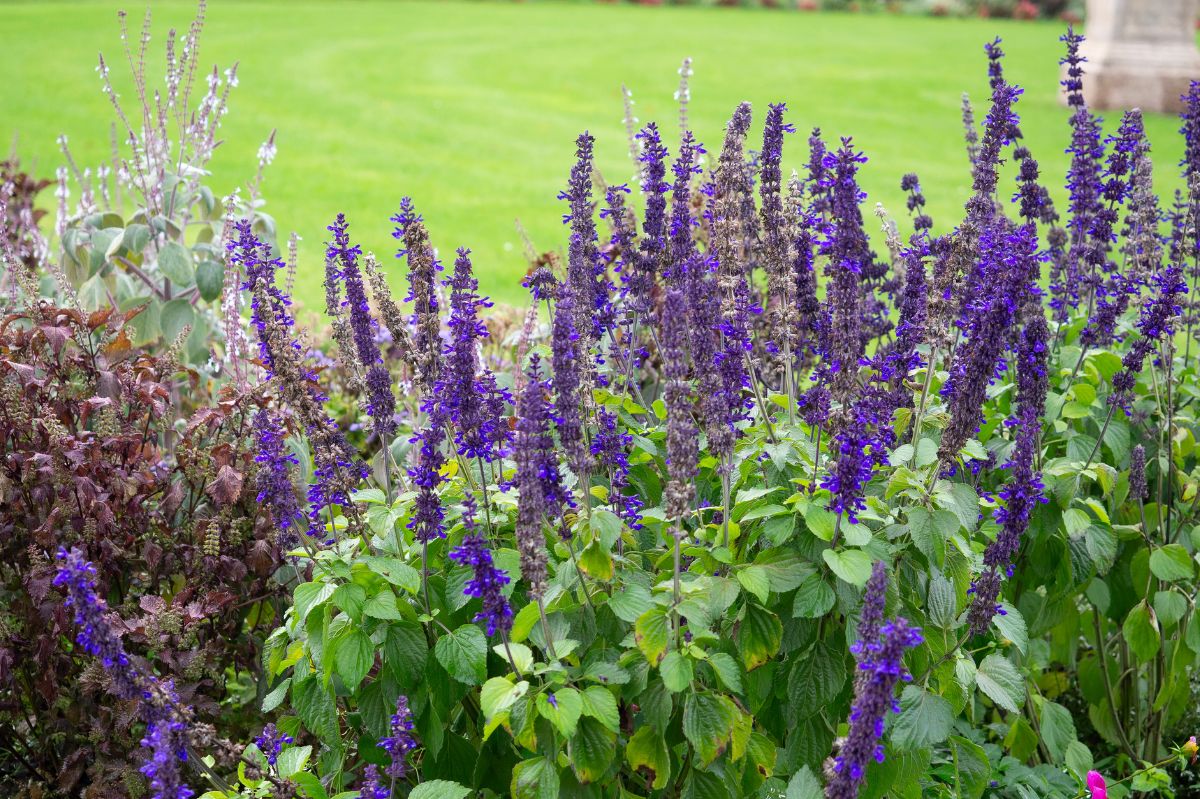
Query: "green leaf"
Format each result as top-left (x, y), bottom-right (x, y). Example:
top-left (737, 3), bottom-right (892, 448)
top-left (159, 298), bottom-right (194, 341)
top-left (822, 548), bottom-right (873, 587)
top-left (736, 565), bottom-right (771, 603)
top-left (383, 623), bottom-right (428, 687)
top-left (608, 583), bottom-right (653, 623)
top-left (1039, 699), bottom-right (1077, 764)
top-left (803, 504), bottom-right (838, 541)
top-left (434, 624), bottom-right (487, 685)
top-left (660, 650), bottom-right (694, 693)
top-left (992, 603), bottom-right (1028, 654)
top-left (262, 677), bottom-right (290, 713)
top-left (408, 781), bottom-right (471, 799)
top-left (568, 716), bottom-right (616, 784)
top-left (291, 773), bottom-right (328, 799)
top-left (737, 603), bottom-right (782, 671)
top-left (792, 572), bottom-right (836, 618)
top-left (682, 692), bottom-right (737, 766)
top-left (292, 674), bottom-right (338, 743)
top-left (363, 589), bottom-right (403, 620)
top-left (276, 745), bottom-right (312, 779)
top-left (334, 629), bottom-right (374, 689)
top-left (935, 482), bottom-right (980, 532)
top-left (195, 258), bottom-right (224, 302)
top-left (536, 687), bottom-right (582, 737)
top-left (494, 642), bottom-right (534, 674)
top-left (293, 582), bottom-right (335, 624)
top-left (580, 685), bottom-right (620, 732)
top-left (332, 583), bottom-right (367, 620)
top-left (891, 685), bottom-right (953, 750)
top-left (787, 642), bottom-right (846, 718)
top-left (1149, 544), bottom-right (1194, 582)
top-left (707, 652), bottom-right (744, 694)
top-left (512, 757), bottom-right (560, 799)
top-left (157, 240), bottom-right (195, 286)
top-left (927, 570), bottom-right (957, 628)
top-left (1065, 740), bottom-right (1094, 781)
top-left (364, 556), bottom-right (421, 594)
top-left (975, 653), bottom-right (1025, 713)
top-left (907, 507), bottom-right (958, 568)
top-left (786, 766), bottom-right (823, 799)
top-left (1123, 600), bottom-right (1161, 662)
top-left (481, 677), bottom-right (529, 719)
top-left (948, 735), bottom-right (989, 799)
top-left (626, 725), bottom-right (670, 790)
top-left (578, 538), bottom-right (614, 581)
top-left (635, 606), bottom-right (670, 666)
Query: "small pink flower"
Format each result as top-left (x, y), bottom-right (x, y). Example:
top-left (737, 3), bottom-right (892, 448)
top-left (1087, 771), bottom-right (1108, 799)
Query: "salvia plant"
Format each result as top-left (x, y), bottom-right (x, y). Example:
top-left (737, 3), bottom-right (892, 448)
top-left (4, 7), bottom-right (1200, 799)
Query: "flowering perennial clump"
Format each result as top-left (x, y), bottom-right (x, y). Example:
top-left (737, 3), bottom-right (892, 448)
top-left (12, 14), bottom-right (1200, 799)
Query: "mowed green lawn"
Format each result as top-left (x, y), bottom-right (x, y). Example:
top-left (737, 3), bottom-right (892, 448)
top-left (1, 1), bottom-right (1187, 310)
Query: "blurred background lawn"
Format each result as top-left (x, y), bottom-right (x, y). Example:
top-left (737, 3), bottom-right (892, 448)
top-left (1, 0), bottom-right (1184, 309)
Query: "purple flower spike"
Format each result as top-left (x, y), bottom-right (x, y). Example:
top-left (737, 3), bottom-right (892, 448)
top-left (379, 695), bottom-right (419, 780)
top-left (449, 495), bottom-right (514, 636)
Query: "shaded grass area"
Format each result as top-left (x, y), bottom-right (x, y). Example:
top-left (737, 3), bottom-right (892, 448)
top-left (1, 0), bottom-right (1185, 309)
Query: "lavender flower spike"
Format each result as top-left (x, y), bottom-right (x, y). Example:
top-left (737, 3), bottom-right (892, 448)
top-left (449, 495), bottom-right (514, 636)
top-left (514, 355), bottom-right (567, 597)
top-left (826, 618), bottom-right (923, 799)
top-left (253, 409), bottom-right (303, 543)
top-left (254, 723), bottom-right (294, 767)
top-left (325, 213), bottom-right (396, 439)
top-left (55, 548), bottom-right (194, 799)
top-left (379, 695), bottom-right (419, 780)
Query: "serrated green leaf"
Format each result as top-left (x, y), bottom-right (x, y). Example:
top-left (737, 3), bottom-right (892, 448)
top-left (580, 685), bottom-right (620, 732)
top-left (363, 589), bottom-right (403, 620)
top-left (792, 571), bottom-right (836, 618)
top-left (787, 642), bottom-right (846, 719)
top-left (512, 757), bottom-right (559, 799)
top-left (822, 548), bottom-right (873, 587)
top-left (626, 725), bottom-right (670, 790)
top-left (434, 624), bottom-right (487, 685)
top-left (660, 650), bottom-right (693, 693)
top-left (1150, 544), bottom-right (1194, 582)
top-left (409, 780), bottom-right (472, 799)
top-left (737, 603), bottom-right (782, 671)
top-left (736, 565), bottom-right (771, 603)
top-left (682, 692), bottom-right (737, 766)
top-left (948, 735), bottom-right (989, 799)
top-left (481, 677), bottom-right (529, 719)
top-left (334, 629), bottom-right (373, 689)
top-left (707, 652), bottom-right (744, 694)
top-left (536, 687), bottom-right (582, 737)
top-left (891, 685), bottom-right (953, 750)
top-left (1123, 600), bottom-right (1160, 662)
top-left (635, 606), bottom-right (670, 666)
top-left (569, 716), bottom-right (616, 784)
top-left (787, 766), bottom-right (823, 799)
top-left (976, 653), bottom-right (1025, 713)
top-left (276, 745), bottom-right (311, 779)
top-left (608, 583), bottom-right (653, 623)
top-left (1039, 699), bottom-right (1076, 764)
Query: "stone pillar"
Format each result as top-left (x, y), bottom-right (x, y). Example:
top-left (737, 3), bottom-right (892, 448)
top-left (1074, 0), bottom-right (1200, 113)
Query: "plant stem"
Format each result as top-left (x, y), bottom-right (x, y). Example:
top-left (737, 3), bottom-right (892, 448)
top-left (500, 629), bottom-right (524, 679)
top-left (1091, 602), bottom-right (1138, 760)
top-left (536, 596), bottom-right (558, 660)
top-left (672, 522), bottom-right (683, 644)
top-left (1081, 405), bottom-right (1115, 473)
top-left (909, 347), bottom-right (937, 452)
top-left (720, 463), bottom-right (732, 549)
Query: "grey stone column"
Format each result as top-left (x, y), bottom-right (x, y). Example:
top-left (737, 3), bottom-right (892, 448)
top-left (1072, 0), bottom-right (1200, 113)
